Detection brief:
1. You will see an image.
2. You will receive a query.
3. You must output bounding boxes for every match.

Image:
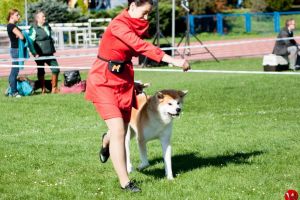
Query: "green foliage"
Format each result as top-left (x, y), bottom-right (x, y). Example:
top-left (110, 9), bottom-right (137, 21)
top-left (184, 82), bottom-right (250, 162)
top-left (243, 0), bottom-right (268, 12)
top-left (188, 0), bottom-right (216, 14)
top-left (160, 0), bottom-right (216, 14)
top-left (265, 0), bottom-right (294, 11)
top-left (77, 0), bottom-right (88, 14)
top-left (0, 0), bottom-right (40, 24)
top-left (27, 0), bottom-right (87, 24)
top-left (0, 0), bottom-right (24, 24)
top-left (244, 0), bottom-right (293, 12)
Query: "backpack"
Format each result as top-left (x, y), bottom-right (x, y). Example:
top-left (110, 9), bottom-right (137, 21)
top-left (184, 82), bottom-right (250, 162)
top-left (63, 70), bottom-right (81, 87)
top-left (6, 80), bottom-right (33, 96)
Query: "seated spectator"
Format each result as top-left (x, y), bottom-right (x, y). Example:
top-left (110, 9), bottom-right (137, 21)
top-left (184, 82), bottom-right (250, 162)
top-left (273, 18), bottom-right (300, 71)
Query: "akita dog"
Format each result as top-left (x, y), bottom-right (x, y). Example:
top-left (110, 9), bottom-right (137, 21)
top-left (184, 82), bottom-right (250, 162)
top-left (125, 89), bottom-right (188, 180)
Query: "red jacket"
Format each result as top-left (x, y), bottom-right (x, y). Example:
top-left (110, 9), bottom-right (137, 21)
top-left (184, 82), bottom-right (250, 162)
top-left (85, 10), bottom-right (165, 110)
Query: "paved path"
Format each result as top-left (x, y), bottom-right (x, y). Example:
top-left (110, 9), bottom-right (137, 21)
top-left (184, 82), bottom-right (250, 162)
top-left (0, 37), bottom-right (285, 77)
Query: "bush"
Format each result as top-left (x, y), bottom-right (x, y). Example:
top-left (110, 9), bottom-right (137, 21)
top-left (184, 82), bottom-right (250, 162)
top-left (244, 0), bottom-right (293, 12)
top-left (243, 0), bottom-right (268, 12)
top-left (27, 0), bottom-right (87, 24)
top-left (265, 0), bottom-right (294, 11)
top-left (0, 0), bottom-right (26, 24)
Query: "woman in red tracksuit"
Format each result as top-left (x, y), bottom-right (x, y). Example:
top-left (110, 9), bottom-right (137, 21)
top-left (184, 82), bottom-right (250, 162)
top-left (85, 0), bottom-right (190, 192)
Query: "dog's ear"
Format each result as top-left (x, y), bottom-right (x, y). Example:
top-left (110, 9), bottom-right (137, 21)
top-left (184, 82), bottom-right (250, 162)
top-left (179, 90), bottom-right (188, 98)
top-left (142, 83), bottom-right (150, 88)
top-left (156, 92), bottom-right (164, 99)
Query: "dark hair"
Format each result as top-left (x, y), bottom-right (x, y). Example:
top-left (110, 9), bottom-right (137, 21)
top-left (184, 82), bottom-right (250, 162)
top-left (128, 0), bottom-right (153, 8)
top-left (7, 9), bottom-right (19, 22)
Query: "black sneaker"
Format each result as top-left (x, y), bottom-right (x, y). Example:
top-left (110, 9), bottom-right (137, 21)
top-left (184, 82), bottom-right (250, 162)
top-left (121, 181), bottom-right (141, 192)
top-left (99, 133), bottom-right (109, 163)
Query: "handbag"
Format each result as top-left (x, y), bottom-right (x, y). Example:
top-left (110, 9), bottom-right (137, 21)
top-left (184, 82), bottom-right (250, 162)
top-left (63, 70), bottom-right (81, 87)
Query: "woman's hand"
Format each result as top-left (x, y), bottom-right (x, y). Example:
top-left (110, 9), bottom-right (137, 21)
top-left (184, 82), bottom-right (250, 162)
top-left (162, 54), bottom-right (191, 72)
top-left (172, 58), bottom-right (191, 72)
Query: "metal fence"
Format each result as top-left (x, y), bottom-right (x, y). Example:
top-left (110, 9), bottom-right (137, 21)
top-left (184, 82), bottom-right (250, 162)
top-left (190, 11), bottom-right (300, 35)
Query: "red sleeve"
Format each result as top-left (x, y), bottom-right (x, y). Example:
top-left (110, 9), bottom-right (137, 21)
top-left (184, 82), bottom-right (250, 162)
top-left (111, 19), bottom-right (165, 63)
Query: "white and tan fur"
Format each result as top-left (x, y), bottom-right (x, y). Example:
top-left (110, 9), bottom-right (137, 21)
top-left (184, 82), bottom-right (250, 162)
top-left (125, 89), bottom-right (188, 180)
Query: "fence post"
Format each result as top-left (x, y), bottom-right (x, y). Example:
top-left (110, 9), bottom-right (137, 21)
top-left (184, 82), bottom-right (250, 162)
top-left (189, 14), bottom-right (195, 34)
top-left (244, 13), bottom-right (251, 33)
top-left (274, 12), bottom-right (280, 33)
top-left (217, 13), bottom-right (223, 35)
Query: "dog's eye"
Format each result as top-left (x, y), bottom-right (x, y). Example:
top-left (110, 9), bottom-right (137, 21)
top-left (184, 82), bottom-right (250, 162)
top-left (177, 102), bottom-right (180, 105)
top-left (168, 103), bottom-right (172, 105)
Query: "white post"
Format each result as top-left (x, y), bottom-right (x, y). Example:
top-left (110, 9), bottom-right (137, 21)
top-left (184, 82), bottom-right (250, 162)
top-left (171, 0), bottom-right (175, 57)
top-left (25, 0), bottom-right (28, 26)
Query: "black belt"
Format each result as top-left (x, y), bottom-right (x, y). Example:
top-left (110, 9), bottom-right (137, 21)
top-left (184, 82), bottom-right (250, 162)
top-left (97, 55), bottom-right (130, 73)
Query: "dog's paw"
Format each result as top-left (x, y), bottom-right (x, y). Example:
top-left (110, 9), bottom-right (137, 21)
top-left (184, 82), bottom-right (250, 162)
top-left (166, 175), bottom-right (174, 180)
top-left (137, 162), bottom-right (150, 171)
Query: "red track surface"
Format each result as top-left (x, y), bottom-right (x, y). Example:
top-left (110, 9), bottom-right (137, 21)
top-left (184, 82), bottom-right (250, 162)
top-left (0, 37), bottom-right (281, 77)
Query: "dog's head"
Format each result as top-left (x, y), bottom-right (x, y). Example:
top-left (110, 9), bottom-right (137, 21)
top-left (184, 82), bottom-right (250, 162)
top-left (155, 89), bottom-right (188, 120)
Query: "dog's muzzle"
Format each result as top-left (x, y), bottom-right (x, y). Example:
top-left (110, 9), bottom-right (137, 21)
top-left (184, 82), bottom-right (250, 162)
top-left (168, 108), bottom-right (181, 117)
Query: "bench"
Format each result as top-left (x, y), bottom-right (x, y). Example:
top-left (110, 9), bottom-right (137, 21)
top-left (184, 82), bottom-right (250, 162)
top-left (262, 54), bottom-right (289, 71)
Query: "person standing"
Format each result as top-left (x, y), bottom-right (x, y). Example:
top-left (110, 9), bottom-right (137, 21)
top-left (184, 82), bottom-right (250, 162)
top-left (6, 9), bottom-right (24, 98)
top-left (273, 18), bottom-right (300, 71)
top-left (85, 0), bottom-right (190, 192)
top-left (28, 11), bottom-right (60, 93)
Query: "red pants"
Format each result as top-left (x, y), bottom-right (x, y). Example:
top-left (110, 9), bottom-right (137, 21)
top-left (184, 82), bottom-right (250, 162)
top-left (93, 102), bottom-right (132, 123)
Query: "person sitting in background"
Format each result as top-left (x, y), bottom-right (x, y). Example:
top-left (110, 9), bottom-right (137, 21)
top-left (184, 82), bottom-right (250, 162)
top-left (273, 18), bottom-right (300, 71)
top-left (6, 9), bottom-right (24, 98)
top-left (28, 11), bottom-right (60, 93)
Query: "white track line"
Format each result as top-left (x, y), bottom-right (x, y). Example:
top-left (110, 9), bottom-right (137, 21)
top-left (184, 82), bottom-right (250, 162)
top-left (135, 68), bottom-right (300, 75)
top-left (1, 64), bottom-right (300, 75)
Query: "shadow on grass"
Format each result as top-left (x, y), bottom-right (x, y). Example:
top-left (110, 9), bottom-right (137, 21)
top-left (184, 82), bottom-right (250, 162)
top-left (140, 150), bottom-right (264, 179)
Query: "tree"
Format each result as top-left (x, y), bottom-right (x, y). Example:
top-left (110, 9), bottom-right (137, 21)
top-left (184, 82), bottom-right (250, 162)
top-left (27, 0), bottom-right (87, 24)
top-left (244, 0), bottom-right (293, 12)
top-left (265, 0), bottom-right (293, 11)
top-left (0, 0), bottom-right (24, 24)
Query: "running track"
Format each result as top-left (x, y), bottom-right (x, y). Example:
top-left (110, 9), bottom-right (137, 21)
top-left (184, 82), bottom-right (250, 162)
top-left (0, 37), bottom-right (288, 77)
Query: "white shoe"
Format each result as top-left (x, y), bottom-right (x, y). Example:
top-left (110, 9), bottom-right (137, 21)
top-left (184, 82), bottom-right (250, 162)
top-left (9, 92), bottom-right (22, 98)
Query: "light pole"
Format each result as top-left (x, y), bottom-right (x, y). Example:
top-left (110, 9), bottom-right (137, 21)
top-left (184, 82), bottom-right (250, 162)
top-left (25, 0), bottom-right (28, 26)
top-left (172, 0), bottom-right (175, 57)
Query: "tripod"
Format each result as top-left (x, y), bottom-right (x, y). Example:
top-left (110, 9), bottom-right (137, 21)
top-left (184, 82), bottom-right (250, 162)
top-left (177, 0), bottom-right (219, 62)
top-left (152, 0), bottom-right (170, 47)
top-left (141, 0), bottom-right (179, 67)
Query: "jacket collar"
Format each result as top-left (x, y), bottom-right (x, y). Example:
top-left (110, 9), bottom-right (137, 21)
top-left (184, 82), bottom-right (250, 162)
top-left (119, 9), bottom-right (149, 38)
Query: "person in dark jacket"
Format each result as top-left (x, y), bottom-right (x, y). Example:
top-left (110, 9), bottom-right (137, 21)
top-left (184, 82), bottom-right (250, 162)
top-left (29, 11), bottom-right (60, 93)
top-left (273, 18), bottom-right (300, 71)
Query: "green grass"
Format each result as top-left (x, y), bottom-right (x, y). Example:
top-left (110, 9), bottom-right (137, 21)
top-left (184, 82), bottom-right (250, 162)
top-left (1, 57), bottom-right (300, 199)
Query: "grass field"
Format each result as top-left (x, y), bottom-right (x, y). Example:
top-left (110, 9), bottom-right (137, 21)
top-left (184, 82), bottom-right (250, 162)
top-left (0, 58), bottom-right (300, 199)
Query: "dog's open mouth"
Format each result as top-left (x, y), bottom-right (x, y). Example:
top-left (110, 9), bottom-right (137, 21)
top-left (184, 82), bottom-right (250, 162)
top-left (168, 112), bottom-right (180, 117)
